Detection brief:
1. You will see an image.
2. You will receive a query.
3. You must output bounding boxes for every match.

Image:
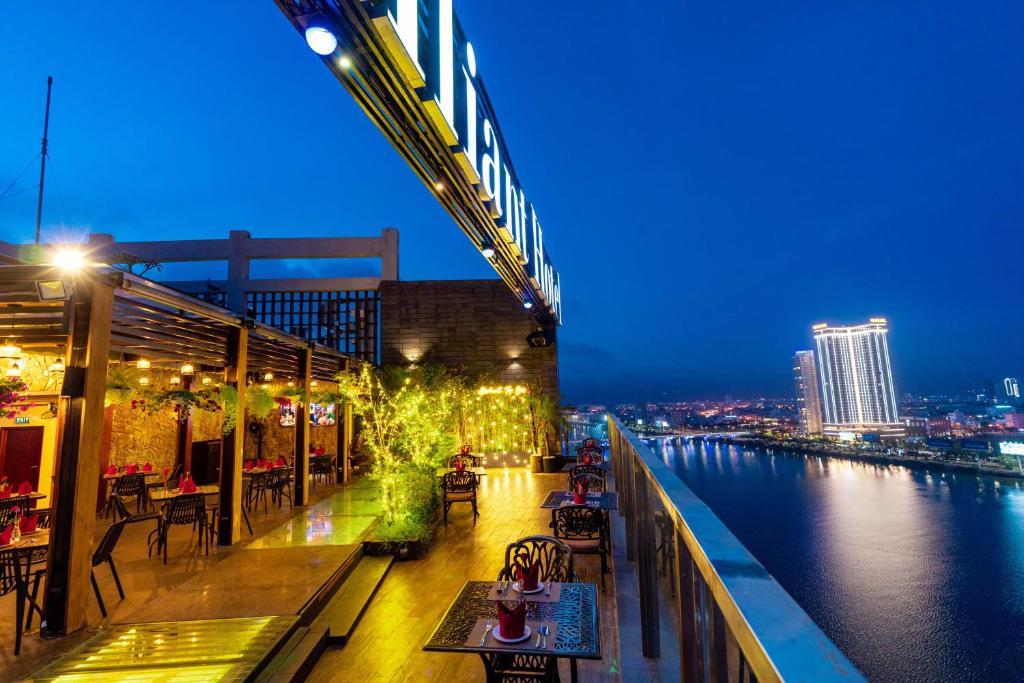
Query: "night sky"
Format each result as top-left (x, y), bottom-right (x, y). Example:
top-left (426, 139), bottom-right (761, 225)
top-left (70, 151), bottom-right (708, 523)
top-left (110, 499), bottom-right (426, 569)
top-left (1, 3), bottom-right (1021, 403)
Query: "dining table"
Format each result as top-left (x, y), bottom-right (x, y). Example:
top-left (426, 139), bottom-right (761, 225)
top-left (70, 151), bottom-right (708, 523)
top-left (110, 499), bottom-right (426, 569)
top-left (149, 484), bottom-right (220, 502)
top-left (539, 491), bottom-right (618, 510)
top-left (0, 529), bottom-right (49, 655)
top-left (424, 579), bottom-right (600, 683)
top-left (435, 466), bottom-right (488, 478)
top-left (560, 461), bottom-right (609, 472)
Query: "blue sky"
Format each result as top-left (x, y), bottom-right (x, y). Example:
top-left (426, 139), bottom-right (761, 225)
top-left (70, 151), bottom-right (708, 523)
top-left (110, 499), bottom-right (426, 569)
top-left (1, 3), bottom-right (1021, 402)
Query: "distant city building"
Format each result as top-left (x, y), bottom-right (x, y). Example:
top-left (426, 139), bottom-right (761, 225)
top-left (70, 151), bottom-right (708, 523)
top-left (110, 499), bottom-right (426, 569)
top-left (813, 318), bottom-right (903, 438)
top-left (793, 350), bottom-right (823, 434)
top-left (1003, 378), bottom-right (1021, 400)
top-left (904, 416), bottom-right (929, 437)
top-left (1005, 413), bottom-right (1024, 430)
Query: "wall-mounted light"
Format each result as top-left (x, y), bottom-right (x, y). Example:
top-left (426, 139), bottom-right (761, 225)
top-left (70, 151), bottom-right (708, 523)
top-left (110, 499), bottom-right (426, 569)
top-left (169, 376), bottom-right (181, 386)
top-left (137, 359), bottom-right (151, 370)
top-left (180, 363), bottom-right (195, 376)
top-left (263, 372), bottom-right (274, 382)
top-left (35, 279), bottom-right (70, 301)
top-left (305, 25), bottom-right (338, 55)
top-left (201, 377), bottom-right (212, 386)
top-left (287, 381), bottom-right (295, 387)
top-left (52, 248), bottom-right (85, 272)
top-left (47, 357), bottom-right (65, 374)
top-left (310, 381), bottom-right (319, 388)
top-left (5, 362), bottom-right (22, 378)
top-left (523, 301), bottom-right (533, 310)
top-left (139, 376), bottom-right (151, 386)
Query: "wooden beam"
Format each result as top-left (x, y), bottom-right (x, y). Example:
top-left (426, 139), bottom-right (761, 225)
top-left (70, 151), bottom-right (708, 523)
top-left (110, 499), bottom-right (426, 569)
top-left (43, 277), bottom-right (113, 634)
top-left (218, 327), bottom-right (247, 545)
top-left (294, 347), bottom-right (312, 505)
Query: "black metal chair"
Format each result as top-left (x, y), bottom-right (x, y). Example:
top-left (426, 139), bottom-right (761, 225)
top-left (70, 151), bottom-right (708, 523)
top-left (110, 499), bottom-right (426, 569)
top-left (490, 535), bottom-right (574, 683)
top-left (567, 464), bottom-right (605, 479)
top-left (104, 473), bottom-right (148, 519)
top-left (88, 518), bottom-right (129, 617)
top-left (154, 494), bottom-right (214, 564)
top-left (266, 468), bottom-right (293, 509)
top-left (311, 455), bottom-right (334, 487)
top-left (568, 471), bottom-right (606, 493)
top-left (575, 446), bottom-right (603, 465)
top-left (550, 505), bottom-right (608, 589)
top-left (0, 495), bottom-right (30, 527)
top-left (441, 470), bottom-right (478, 526)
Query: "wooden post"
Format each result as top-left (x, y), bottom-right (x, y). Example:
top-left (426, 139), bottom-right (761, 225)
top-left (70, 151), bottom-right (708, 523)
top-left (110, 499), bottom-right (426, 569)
top-left (293, 346), bottom-right (312, 505)
top-left (218, 325), bottom-right (247, 545)
top-left (44, 276), bottom-right (113, 635)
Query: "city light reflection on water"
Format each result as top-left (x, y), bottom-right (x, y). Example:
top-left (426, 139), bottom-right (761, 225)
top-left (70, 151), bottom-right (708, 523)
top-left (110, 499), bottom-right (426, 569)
top-left (665, 439), bottom-right (1024, 683)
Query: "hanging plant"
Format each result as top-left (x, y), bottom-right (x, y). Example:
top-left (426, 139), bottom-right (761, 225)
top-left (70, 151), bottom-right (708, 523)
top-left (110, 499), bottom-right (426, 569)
top-left (0, 378), bottom-right (31, 419)
top-left (105, 366), bottom-right (138, 407)
top-left (245, 385), bottom-right (277, 420)
top-left (278, 385), bottom-right (306, 405)
top-left (311, 389), bottom-right (345, 407)
top-left (211, 385), bottom-right (239, 435)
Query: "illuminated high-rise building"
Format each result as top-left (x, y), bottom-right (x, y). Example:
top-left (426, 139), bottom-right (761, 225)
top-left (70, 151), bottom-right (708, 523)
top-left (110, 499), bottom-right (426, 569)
top-left (1003, 378), bottom-right (1021, 400)
top-left (813, 318), bottom-right (903, 438)
top-left (793, 350), bottom-right (823, 434)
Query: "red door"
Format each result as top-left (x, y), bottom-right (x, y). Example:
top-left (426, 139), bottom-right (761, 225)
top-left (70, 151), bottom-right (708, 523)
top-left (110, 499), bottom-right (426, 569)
top-left (0, 427), bottom-right (44, 490)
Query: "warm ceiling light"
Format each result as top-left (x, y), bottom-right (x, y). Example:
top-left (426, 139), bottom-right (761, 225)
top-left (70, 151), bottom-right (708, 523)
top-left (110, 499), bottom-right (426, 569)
top-left (52, 248), bottom-right (85, 272)
top-left (339, 55), bottom-right (353, 69)
top-left (47, 357), bottom-right (65, 374)
top-left (481, 246), bottom-right (496, 259)
top-left (138, 376), bottom-right (151, 386)
top-left (263, 372), bottom-right (274, 382)
top-left (310, 381), bottom-right (319, 388)
top-left (434, 181), bottom-right (444, 191)
top-left (201, 377), bottom-right (212, 386)
top-left (180, 363), bottom-right (195, 376)
top-left (169, 376), bottom-right (181, 386)
top-left (0, 342), bottom-right (21, 359)
top-left (6, 364), bottom-right (22, 379)
top-left (137, 359), bottom-right (151, 370)
top-left (287, 381), bottom-right (295, 387)
top-left (305, 25), bottom-right (338, 55)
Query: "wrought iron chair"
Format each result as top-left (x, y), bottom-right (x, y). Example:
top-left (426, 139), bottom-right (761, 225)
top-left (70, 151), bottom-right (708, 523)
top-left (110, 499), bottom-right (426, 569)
top-left (490, 535), bottom-right (574, 683)
top-left (447, 454), bottom-right (481, 469)
top-left (0, 495), bottom-right (30, 527)
top-left (104, 473), bottom-right (148, 519)
top-left (568, 471), bottom-right (606, 493)
top-left (87, 518), bottom-right (130, 617)
top-left (441, 471), bottom-right (478, 526)
top-left (567, 464), bottom-right (605, 479)
top-left (496, 535), bottom-right (574, 584)
top-left (550, 505), bottom-right (608, 589)
top-left (1, 543), bottom-right (47, 655)
top-left (575, 446), bottom-right (604, 465)
top-left (154, 493), bottom-right (214, 564)
top-left (266, 468), bottom-right (293, 509)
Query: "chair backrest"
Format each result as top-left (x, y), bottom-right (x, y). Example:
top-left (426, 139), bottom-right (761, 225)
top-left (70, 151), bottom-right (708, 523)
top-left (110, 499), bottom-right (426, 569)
top-left (33, 507), bottom-right (53, 529)
top-left (0, 495), bottom-right (30, 527)
top-left (166, 464), bottom-right (183, 489)
top-left (575, 446), bottom-right (604, 464)
top-left (499, 535), bottom-right (573, 583)
top-left (447, 454), bottom-right (478, 469)
top-left (165, 493), bottom-right (206, 526)
top-left (568, 464), bottom-right (605, 479)
top-left (442, 471), bottom-right (477, 493)
top-left (114, 473), bottom-right (144, 497)
top-left (93, 518), bottom-right (128, 566)
top-left (552, 505), bottom-right (605, 540)
top-left (568, 471), bottom-right (606, 493)
top-left (268, 468), bottom-right (290, 488)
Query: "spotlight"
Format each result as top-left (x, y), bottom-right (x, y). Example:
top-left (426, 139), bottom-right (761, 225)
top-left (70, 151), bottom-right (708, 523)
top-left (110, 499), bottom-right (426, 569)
top-left (481, 246), bottom-right (496, 259)
top-left (305, 25), bottom-right (338, 55)
top-left (35, 279), bottom-right (70, 301)
top-left (526, 329), bottom-right (555, 348)
top-left (434, 181), bottom-right (444, 191)
top-left (52, 248), bottom-right (85, 272)
top-left (523, 301), bottom-right (533, 310)
top-left (338, 55), bottom-right (352, 69)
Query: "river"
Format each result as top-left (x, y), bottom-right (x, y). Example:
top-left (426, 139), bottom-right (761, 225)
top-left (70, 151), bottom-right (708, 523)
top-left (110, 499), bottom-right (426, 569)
top-left (656, 438), bottom-right (1024, 683)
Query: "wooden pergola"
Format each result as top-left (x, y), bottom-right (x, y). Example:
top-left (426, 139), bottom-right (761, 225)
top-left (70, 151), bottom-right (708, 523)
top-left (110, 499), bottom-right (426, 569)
top-left (0, 263), bottom-right (354, 637)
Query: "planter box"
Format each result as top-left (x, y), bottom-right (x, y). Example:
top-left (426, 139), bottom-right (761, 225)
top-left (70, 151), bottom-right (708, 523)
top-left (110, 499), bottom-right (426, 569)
top-left (542, 456), bottom-right (561, 473)
top-left (363, 538), bottom-right (425, 561)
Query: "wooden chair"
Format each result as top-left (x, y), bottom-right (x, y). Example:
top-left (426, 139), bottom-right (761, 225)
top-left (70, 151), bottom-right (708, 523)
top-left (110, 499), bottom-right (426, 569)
top-left (568, 471), bottom-right (606, 493)
top-left (441, 471), bottom-right (478, 526)
top-left (551, 505), bottom-right (609, 589)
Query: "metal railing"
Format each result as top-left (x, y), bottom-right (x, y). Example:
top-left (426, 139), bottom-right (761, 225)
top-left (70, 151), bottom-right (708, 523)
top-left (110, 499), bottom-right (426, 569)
top-left (608, 415), bottom-right (865, 682)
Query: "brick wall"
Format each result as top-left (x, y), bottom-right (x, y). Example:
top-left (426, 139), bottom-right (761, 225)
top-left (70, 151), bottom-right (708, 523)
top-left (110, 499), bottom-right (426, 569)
top-left (379, 280), bottom-right (559, 399)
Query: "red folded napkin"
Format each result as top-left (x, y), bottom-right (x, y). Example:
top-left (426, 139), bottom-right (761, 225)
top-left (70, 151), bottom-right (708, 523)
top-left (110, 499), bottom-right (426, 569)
top-left (515, 553), bottom-right (540, 592)
top-left (162, 465), bottom-right (171, 479)
top-left (454, 459), bottom-right (466, 472)
top-left (315, 447), bottom-right (325, 456)
top-left (0, 524), bottom-right (13, 546)
top-left (497, 599), bottom-right (526, 639)
top-left (19, 513), bottom-right (37, 535)
top-left (460, 444), bottom-right (471, 455)
top-left (0, 490), bottom-right (10, 499)
top-left (17, 481), bottom-right (33, 495)
top-left (572, 480), bottom-right (587, 505)
top-left (275, 457), bottom-right (287, 467)
top-left (256, 459), bottom-right (266, 469)
top-left (244, 461), bottom-right (255, 471)
top-left (180, 477), bottom-right (197, 493)
top-left (581, 453), bottom-right (592, 466)
top-left (105, 465), bottom-right (118, 476)
top-left (126, 464), bottom-right (139, 474)
top-left (142, 462), bottom-right (153, 472)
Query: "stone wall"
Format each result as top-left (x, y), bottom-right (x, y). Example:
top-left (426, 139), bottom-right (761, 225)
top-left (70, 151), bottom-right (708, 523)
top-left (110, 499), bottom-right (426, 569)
top-left (379, 280), bottom-right (559, 399)
top-left (108, 404), bottom-right (178, 470)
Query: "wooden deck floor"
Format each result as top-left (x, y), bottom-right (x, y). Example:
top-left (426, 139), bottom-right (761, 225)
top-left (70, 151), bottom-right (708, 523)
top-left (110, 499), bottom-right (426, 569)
top-left (308, 469), bottom-right (622, 682)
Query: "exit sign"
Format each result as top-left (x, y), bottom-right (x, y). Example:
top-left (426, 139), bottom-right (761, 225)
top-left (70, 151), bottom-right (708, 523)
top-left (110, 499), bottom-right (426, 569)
top-left (14, 417), bottom-right (29, 424)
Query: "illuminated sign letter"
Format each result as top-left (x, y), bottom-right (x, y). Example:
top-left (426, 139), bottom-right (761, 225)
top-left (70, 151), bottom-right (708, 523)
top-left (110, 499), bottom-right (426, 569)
top-left (481, 119), bottom-right (502, 216)
top-left (436, 0), bottom-right (457, 139)
top-left (461, 43), bottom-right (480, 180)
top-left (387, 0), bottom-right (422, 77)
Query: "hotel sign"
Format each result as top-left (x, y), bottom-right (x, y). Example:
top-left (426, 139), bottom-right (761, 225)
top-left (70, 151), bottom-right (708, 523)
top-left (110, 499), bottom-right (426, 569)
top-left (276, 0), bottom-right (562, 323)
top-left (1000, 442), bottom-right (1024, 457)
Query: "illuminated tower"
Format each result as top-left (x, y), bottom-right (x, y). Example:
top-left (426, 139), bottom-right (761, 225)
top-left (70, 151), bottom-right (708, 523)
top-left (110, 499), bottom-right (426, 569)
top-left (793, 351), bottom-right (823, 434)
top-left (813, 318), bottom-right (903, 437)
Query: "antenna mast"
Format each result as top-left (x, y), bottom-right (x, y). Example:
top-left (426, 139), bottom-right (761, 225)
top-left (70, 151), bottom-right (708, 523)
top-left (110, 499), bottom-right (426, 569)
top-left (34, 76), bottom-right (53, 245)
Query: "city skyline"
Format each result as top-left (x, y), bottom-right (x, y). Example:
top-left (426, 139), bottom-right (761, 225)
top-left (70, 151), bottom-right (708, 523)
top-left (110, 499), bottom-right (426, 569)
top-left (1, 3), bottom-right (1022, 401)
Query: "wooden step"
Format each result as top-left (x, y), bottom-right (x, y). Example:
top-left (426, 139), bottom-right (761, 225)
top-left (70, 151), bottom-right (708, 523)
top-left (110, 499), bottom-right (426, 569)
top-left (253, 625), bottom-right (329, 683)
top-left (312, 555), bottom-right (393, 645)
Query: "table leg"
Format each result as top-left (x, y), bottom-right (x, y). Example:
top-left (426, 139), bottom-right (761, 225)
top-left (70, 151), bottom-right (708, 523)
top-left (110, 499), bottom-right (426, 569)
top-left (570, 658), bottom-right (579, 683)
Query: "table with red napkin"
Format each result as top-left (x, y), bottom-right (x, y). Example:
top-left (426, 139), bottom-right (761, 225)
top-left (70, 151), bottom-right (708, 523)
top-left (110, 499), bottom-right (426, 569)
top-left (19, 513), bottom-right (37, 535)
top-left (0, 524), bottom-right (13, 546)
top-left (142, 462), bottom-right (153, 472)
top-left (105, 465), bottom-right (118, 476)
top-left (275, 456), bottom-right (287, 467)
top-left (515, 554), bottom-right (541, 592)
top-left (125, 463), bottom-right (139, 474)
top-left (17, 481), bottom-right (33, 495)
top-left (454, 459), bottom-right (466, 472)
top-left (180, 476), bottom-right (197, 494)
top-left (496, 599), bottom-right (527, 639)
top-left (244, 461), bottom-right (255, 472)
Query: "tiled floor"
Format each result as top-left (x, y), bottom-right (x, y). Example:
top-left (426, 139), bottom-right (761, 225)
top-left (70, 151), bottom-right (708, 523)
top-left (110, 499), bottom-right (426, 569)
top-left (0, 478), bottom-right (379, 682)
top-left (306, 469), bottom-right (623, 682)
